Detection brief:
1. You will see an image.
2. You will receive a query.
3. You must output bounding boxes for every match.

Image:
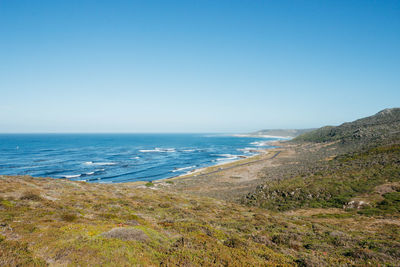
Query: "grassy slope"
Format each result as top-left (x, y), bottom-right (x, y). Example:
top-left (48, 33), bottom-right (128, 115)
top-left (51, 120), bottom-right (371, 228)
top-left (1, 176), bottom-right (291, 266)
top-left (1, 173), bottom-right (400, 266)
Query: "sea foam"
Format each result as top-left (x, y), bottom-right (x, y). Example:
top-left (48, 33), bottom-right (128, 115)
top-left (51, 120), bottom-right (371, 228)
top-left (64, 174), bottom-right (81, 178)
top-left (172, 165), bottom-right (196, 172)
top-left (139, 148), bottom-right (176, 153)
top-left (84, 161), bottom-right (116, 166)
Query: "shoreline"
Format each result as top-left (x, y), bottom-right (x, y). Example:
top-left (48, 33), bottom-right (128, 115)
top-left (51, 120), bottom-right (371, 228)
top-left (151, 147), bottom-right (274, 184)
top-left (163, 138), bottom-right (284, 182)
top-left (124, 149), bottom-right (272, 187)
top-left (122, 139), bottom-right (285, 187)
top-left (124, 138), bottom-right (283, 186)
top-left (40, 146), bottom-right (276, 186)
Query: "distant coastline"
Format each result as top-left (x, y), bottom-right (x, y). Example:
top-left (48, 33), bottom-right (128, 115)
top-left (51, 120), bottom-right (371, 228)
top-left (243, 128), bottom-right (315, 139)
top-left (232, 133), bottom-right (292, 139)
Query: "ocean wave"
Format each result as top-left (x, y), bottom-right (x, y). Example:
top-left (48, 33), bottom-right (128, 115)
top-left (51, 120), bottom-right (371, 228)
top-left (84, 161), bottom-right (116, 166)
top-left (250, 141), bottom-right (270, 147)
top-left (139, 148), bottom-right (176, 153)
top-left (215, 154), bottom-right (240, 158)
top-left (42, 170), bottom-right (67, 176)
top-left (214, 153), bottom-right (242, 163)
top-left (237, 148), bottom-right (259, 153)
top-left (172, 165), bottom-right (196, 172)
top-left (86, 165), bottom-right (161, 182)
top-left (63, 174), bottom-right (81, 178)
top-left (63, 170), bottom-right (98, 179)
top-left (216, 157), bottom-right (238, 161)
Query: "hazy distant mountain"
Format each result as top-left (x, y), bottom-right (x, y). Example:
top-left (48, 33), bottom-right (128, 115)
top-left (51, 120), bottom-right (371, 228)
top-left (248, 128), bottom-right (315, 138)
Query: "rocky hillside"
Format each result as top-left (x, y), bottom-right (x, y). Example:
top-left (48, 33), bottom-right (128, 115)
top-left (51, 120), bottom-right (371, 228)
top-left (294, 108), bottom-right (400, 143)
top-left (244, 143), bottom-right (400, 211)
top-left (244, 108), bottom-right (400, 210)
top-left (240, 109), bottom-right (400, 265)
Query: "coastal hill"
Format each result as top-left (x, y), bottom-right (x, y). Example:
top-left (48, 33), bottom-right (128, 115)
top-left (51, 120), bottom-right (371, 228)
top-left (294, 108), bottom-right (400, 143)
top-left (243, 107), bottom-right (400, 217)
top-left (1, 109), bottom-right (400, 266)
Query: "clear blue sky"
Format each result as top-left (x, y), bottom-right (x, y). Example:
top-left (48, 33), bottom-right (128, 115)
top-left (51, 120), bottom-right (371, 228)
top-left (0, 0), bottom-right (399, 133)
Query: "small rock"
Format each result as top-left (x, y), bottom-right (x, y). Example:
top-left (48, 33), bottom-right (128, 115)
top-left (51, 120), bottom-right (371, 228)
top-left (344, 200), bottom-right (369, 209)
top-left (330, 230), bottom-right (344, 237)
top-left (125, 220), bottom-right (140, 226)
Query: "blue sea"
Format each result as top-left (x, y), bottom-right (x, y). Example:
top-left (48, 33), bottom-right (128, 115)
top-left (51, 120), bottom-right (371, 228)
top-left (0, 134), bottom-right (278, 183)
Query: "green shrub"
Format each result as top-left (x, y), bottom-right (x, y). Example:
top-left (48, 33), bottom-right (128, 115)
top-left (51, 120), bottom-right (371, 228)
top-left (145, 182), bottom-right (154, 187)
top-left (357, 207), bottom-right (384, 216)
top-left (61, 212), bottom-right (77, 222)
top-left (20, 191), bottom-right (42, 201)
top-left (223, 236), bottom-right (244, 248)
top-left (1, 200), bottom-right (14, 208)
top-left (312, 213), bottom-right (353, 219)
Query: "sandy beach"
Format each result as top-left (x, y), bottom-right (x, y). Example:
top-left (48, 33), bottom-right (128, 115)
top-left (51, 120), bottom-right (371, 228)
top-left (138, 144), bottom-right (285, 201)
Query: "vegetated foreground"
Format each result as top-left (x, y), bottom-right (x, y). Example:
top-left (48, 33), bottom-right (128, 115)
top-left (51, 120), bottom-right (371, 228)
top-left (1, 108), bottom-right (400, 266)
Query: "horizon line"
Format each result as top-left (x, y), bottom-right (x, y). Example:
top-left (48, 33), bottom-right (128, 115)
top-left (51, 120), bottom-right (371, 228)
top-left (0, 128), bottom-right (316, 135)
